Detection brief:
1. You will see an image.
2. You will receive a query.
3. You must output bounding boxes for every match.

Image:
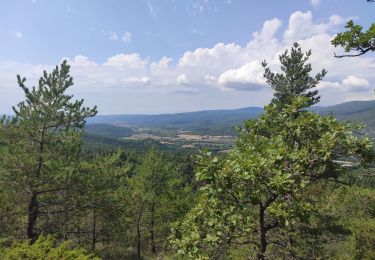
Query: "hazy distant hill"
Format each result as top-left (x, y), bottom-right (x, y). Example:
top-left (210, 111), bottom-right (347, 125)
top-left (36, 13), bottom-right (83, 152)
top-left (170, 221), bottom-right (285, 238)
top-left (81, 100), bottom-right (375, 151)
top-left (84, 124), bottom-right (134, 138)
top-left (86, 100), bottom-right (375, 136)
top-left (87, 107), bottom-right (264, 134)
top-left (312, 100), bottom-right (375, 127)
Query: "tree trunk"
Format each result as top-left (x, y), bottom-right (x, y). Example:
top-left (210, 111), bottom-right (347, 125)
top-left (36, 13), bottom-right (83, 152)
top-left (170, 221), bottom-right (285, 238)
top-left (258, 204), bottom-right (267, 260)
top-left (27, 192), bottom-right (39, 242)
top-left (137, 211), bottom-right (142, 259)
top-left (150, 203), bottom-right (156, 254)
top-left (27, 130), bottom-right (44, 243)
top-left (91, 207), bottom-right (97, 250)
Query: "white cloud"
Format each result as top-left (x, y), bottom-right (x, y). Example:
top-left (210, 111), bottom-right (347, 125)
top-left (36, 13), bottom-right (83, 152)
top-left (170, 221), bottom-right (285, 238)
top-left (15, 32), bottom-right (23, 38)
top-left (65, 55), bottom-right (97, 67)
top-left (252, 18), bottom-right (282, 43)
top-left (283, 11), bottom-right (343, 43)
top-left (150, 57), bottom-right (172, 74)
top-left (178, 43), bottom-right (244, 69)
top-left (104, 53), bottom-right (148, 69)
top-left (121, 31), bottom-right (132, 43)
top-left (316, 80), bottom-right (341, 90)
top-left (124, 76), bottom-right (150, 85)
top-left (176, 74), bottom-right (189, 86)
top-left (310, 0), bottom-right (321, 7)
top-left (316, 76), bottom-right (372, 93)
top-left (342, 76), bottom-right (371, 92)
top-left (218, 61), bottom-right (266, 91)
top-left (109, 31), bottom-right (132, 43)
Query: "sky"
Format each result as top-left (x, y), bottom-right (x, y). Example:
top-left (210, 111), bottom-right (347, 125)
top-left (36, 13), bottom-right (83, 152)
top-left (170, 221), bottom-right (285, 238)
top-left (0, 0), bottom-right (374, 114)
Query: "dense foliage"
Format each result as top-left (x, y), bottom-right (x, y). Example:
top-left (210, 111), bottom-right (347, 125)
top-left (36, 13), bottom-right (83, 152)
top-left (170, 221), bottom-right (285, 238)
top-left (332, 20), bottom-right (375, 58)
top-left (0, 44), bottom-right (374, 259)
top-left (170, 44), bottom-right (375, 259)
top-left (0, 236), bottom-right (98, 260)
top-left (331, 1), bottom-right (374, 58)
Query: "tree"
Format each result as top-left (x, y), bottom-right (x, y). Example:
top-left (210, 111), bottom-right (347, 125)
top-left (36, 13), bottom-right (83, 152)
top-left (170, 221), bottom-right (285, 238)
top-left (127, 148), bottom-right (195, 258)
top-left (0, 61), bottom-right (97, 242)
top-left (321, 186), bottom-right (375, 259)
top-left (331, 1), bottom-right (374, 58)
top-left (262, 42), bottom-right (327, 107)
top-left (170, 45), bottom-right (374, 259)
top-left (66, 151), bottom-right (130, 252)
top-left (332, 20), bottom-right (375, 58)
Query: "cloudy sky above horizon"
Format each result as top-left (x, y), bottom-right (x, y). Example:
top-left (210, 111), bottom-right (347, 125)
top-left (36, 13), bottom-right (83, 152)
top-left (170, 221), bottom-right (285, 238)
top-left (0, 0), bottom-right (374, 114)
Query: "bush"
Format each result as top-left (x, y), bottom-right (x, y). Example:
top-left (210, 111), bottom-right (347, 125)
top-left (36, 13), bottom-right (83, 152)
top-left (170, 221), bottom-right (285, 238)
top-left (0, 235), bottom-right (99, 260)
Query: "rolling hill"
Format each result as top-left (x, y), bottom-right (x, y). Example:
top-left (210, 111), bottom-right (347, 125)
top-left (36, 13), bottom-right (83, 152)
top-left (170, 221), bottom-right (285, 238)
top-left (312, 100), bottom-right (375, 127)
top-left (87, 100), bottom-right (375, 134)
top-left (82, 100), bottom-right (375, 151)
top-left (87, 107), bottom-right (263, 135)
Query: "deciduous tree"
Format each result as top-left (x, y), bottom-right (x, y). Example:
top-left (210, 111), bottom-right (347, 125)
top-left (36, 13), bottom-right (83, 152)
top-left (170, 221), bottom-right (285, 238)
top-left (170, 45), bottom-right (373, 259)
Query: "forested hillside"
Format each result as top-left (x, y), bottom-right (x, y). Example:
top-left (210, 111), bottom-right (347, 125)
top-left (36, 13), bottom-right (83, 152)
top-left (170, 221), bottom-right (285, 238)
top-left (87, 100), bottom-right (375, 132)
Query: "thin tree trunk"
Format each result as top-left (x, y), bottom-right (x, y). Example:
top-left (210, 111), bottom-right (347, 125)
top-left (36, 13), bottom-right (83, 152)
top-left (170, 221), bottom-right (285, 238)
top-left (258, 204), bottom-right (267, 260)
top-left (91, 207), bottom-right (97, 250)
top-left (137, 211), bottom-right (142, 259)
top-left (27, 192), bottom-right (39, 242)
top-left (150, 203), bottom-right (156, 254)
top-left (27, 129), bottom-right (45, 243)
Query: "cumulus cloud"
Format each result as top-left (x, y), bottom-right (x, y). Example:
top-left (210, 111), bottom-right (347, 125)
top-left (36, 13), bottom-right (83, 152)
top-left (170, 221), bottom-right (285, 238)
top-left (252, 18), bottom-right (282, 43)
top-left (1, 10), bottom-right (375, 113)
top-left (178, 43), bottom-right (244, 70)
top-left (316, 80), bottom-right (341, 90)
top-left (65, 55), bottom-right (97, 67)
top-left (316, 76), bottom-right (372, 93)
top-left (150, 57), bottom-right (172, 74)
top-left (104, 53), bottom-right (148, 69)
top-left (176, 74), bottom-right (189, 86)
top-left (283, 11), bottom-right (343, 43)
top-left (342, 76), bottom-right (371, 92)
top-left (218, 61), bottom-right (266, 91)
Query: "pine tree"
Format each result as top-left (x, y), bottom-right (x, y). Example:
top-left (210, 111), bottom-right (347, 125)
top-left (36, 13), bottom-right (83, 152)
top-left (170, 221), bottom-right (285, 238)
top-left (0, 61), bottom-right (97, 242)
top-left (262, 42), bottom-right (327, 108)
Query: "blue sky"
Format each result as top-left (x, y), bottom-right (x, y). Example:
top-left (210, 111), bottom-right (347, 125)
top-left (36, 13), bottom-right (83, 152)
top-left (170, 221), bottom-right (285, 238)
top-left (0, 0), bottom-right (374, 114)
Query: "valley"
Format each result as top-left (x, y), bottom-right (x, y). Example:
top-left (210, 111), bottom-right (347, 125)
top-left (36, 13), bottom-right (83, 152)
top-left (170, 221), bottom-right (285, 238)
top-left (84, 100), bottom-right (375, 152)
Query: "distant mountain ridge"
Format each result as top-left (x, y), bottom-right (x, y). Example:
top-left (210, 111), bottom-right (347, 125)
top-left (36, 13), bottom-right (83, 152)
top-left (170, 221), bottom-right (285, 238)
top-left (87, 107), bottom-right (264, 134)
top-left (87, 100), bottom-right (375, 132)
